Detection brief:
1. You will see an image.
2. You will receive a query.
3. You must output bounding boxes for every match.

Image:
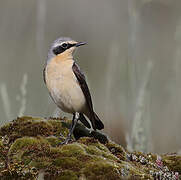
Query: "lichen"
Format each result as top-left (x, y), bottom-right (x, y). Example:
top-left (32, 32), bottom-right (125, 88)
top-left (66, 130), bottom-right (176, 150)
top-left (162, 154), bottom-right (181, 173)
top-left (0, 116), bottom-right (180, 179)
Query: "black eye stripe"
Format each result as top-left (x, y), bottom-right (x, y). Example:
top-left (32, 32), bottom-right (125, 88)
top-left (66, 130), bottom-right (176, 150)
top-left (53, 43), bottom-right (76, 55)
top-left (66, 43), bottom-right (76, 49)
top-left (53, 46), bottom-right (64, 55)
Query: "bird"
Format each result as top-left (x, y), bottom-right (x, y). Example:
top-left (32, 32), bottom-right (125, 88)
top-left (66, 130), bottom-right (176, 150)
top-left (43, 37), bottom-right (104, 144)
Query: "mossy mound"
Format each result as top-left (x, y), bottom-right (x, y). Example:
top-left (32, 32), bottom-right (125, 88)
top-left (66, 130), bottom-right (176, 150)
top-left (0, 116), bottom-right (180, 179)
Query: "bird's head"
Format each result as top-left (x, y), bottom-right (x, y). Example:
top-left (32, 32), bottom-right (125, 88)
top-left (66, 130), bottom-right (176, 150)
top-left (47, 37), bottom-right (86, 63)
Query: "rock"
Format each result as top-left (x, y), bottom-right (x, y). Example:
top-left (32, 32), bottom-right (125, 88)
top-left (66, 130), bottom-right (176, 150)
top-left (0, 116), bottom-right (180, 179)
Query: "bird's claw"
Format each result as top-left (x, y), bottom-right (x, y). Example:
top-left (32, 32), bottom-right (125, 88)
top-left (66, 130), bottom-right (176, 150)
top-left (59, 132), bottom-right (65, 138)
top-left (58, 136), bottom-right (72, 145)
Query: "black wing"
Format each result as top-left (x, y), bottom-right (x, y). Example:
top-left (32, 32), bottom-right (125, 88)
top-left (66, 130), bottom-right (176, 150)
top-left (72, 62), bottom-right (94, 114)
top-left (72, 62), bottom-right (104, 130)
top-left (72, 62), bottom-right (96, 124)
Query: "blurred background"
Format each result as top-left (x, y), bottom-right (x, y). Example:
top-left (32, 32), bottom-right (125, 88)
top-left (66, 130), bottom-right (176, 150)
top-left (0, 0), bottom-right (181, 153)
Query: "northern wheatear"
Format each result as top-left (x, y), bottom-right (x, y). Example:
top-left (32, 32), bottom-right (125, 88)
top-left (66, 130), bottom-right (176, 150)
top-left (44, 37), bottom-right (104, 144)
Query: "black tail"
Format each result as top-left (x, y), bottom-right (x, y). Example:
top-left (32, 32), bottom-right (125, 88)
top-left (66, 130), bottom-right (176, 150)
top-left (92, 112), bottom-right (104, 130)
top-left (79, 113), bottom-right (91, 129)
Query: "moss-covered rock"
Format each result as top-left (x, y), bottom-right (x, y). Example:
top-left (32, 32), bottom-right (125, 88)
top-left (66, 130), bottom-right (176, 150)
top-left (0, 116), bottom-right (180, 179)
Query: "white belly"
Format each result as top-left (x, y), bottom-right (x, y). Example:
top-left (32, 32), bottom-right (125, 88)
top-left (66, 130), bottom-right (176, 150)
top-left (50, 77), bottom-right (86, 113)
top-left (45, 60), bottom-right (87, 114)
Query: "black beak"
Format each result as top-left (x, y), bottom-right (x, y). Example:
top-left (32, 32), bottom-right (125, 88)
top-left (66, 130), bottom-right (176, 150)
top-left (75, 42), bottom-right (87, 47)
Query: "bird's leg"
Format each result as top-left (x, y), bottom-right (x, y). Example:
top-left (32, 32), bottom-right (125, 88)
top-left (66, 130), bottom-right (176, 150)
top-left (59, 113), bottom-right (75, 139)
top-left (60, 112), bottom-right (79, 145)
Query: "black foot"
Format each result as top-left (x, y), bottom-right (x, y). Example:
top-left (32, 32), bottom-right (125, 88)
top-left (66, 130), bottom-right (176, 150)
top-left (59, 132), bottom-right (65, 138)
top-left (58, 112), bottom-right (79, 145)
top-left (59, 136), bottom-right (72, 145)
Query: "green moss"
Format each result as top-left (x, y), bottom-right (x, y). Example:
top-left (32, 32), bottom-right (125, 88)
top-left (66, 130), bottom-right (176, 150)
top-left (29, 156), bottom-right (52, 169)
top-left (60, 143), bottom-right (86, 157)
top-left (82, 160), bottom-right (122, 180)
top-left (46, 136), bottom-right (61, 147)
top-left (85, 145), bottom-right (103, 155)
top-left (0, 116), bottom-right (181, 179)
top-left (105, 141), bottom-right (127, 161)
top-left (9, 137), bottom-right (50, 154)
top-left (56, 170), bottom-right (78, 180)
top-left (53, 157), bottom-right (80, 169)
top-left (85, 145), bottom-right (118, 161)
top-left (8, 136), bottom-right (51, 170)
top-left (0, 117), bottom-right (55, 143)
top-left (162, 154), bottom-right (181, 173)
top-left (0, 140), bottom-right (3, 147)
top-left (77, 136), bottom-right (98, 145)
top-left (49, 146), bottom-right (62, 155)
top-left (0, 139), bottom-right (6, 161)
top-left (20, 121), bottom-right (53, 136)
top-left (47, 119), bottom-right (69, 137)
top-left (121, 161), bottom-right (149, 178)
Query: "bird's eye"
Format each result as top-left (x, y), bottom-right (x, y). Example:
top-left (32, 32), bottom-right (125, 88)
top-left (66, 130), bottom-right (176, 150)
top-left (61, 43), bottom-right (68, 49)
